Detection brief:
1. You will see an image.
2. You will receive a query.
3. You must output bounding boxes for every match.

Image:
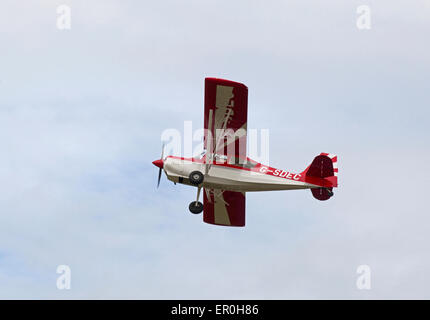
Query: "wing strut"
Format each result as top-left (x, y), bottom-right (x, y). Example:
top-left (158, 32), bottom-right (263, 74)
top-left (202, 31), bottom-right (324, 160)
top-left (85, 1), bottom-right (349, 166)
top-left (205, 109), bottom-right (214, 176)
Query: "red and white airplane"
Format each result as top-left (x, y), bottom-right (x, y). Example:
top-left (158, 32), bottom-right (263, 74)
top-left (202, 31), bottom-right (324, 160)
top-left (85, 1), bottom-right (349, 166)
top-left (153, 78), bottom-right (338, 227)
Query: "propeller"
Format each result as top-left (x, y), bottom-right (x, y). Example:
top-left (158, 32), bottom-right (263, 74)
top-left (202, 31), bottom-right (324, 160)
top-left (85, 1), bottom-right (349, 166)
top-left (153, 143), bottom-right (165, 188)
top-left (157, 166), bottom-right (162, 188)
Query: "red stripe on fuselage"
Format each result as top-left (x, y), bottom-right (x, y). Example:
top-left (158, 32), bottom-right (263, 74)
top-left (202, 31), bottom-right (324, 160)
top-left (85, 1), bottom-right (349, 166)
top-left (167, 156), bottom-right (337, 188)
top-left (167, 156), bottom-right (303, 182)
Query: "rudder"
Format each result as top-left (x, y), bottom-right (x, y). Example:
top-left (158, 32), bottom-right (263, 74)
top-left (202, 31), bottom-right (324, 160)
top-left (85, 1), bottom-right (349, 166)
top-left (303, 153), bottom-right (338, 201)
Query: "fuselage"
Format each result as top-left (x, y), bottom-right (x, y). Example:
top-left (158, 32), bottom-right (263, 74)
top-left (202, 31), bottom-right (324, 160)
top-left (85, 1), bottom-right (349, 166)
top-left (163, 156), bottom-right (319, 192)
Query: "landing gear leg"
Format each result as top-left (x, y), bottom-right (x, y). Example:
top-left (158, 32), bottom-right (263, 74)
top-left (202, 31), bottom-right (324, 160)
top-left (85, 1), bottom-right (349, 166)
top-left (195, 186), bottom-right (202, 206)
top-left (189, 186), bottom-right (203, 214)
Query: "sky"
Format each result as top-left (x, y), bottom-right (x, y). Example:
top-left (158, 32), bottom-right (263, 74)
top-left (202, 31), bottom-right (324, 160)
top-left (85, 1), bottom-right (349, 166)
top-left (0, 0), bottom-right (429, 299)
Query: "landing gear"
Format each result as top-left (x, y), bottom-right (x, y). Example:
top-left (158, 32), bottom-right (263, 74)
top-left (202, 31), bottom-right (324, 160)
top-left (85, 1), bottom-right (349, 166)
top-left (189, 185), bottom-right (203, 214)
top-left (189, 171), bottom-right (204, 185)
top-left (189, 201), bottom-right (203, 214)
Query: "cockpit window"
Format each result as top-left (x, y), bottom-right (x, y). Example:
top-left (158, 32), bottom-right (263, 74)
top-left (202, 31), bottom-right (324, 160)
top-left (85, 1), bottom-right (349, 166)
top-left (228, 157), bottom-right (259, 169)
top-left (199, 150), bottom-right (207, 159)
top-left (243, 159), bottom-right (259, 169)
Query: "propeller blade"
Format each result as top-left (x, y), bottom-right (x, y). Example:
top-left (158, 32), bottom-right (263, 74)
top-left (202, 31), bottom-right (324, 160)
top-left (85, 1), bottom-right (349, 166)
top-left (157, 168), bottom-right (162, 188)
top-left (161, 142), bottom-right (165, 160)
top-left (156, 142), bottom-right (165, 188)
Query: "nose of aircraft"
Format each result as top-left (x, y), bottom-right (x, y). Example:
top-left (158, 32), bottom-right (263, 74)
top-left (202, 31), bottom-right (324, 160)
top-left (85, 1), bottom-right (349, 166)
top-left (152, 159), bottom-right (163, 169)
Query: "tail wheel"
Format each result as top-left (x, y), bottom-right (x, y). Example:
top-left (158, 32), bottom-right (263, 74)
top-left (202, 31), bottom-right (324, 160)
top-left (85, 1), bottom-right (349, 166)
top-left (189, 171), bottom-right (204, 185)
top-left (189, 201), bottom-right (203, 214)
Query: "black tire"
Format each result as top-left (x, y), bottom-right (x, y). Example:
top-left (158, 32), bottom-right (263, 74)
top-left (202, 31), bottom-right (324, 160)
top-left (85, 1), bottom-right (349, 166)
top-left (189, 201), bottom-right (203, 214)
top-left (189, 171), bottom-right (204, 185)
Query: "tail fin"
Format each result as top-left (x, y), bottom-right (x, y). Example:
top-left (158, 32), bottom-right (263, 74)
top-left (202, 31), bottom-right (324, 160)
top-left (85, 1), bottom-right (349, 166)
top-left (302, 153), bottom-right (338, 201)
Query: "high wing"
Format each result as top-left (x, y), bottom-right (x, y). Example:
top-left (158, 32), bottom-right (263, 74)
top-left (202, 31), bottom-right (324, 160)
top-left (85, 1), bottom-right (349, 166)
top-left (204, 78), bottom-right (248, 164)
top-left (203, 188), bottom-right (246, 227)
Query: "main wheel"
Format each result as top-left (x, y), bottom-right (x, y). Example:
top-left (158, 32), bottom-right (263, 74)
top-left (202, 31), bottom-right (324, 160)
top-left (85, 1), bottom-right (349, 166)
top-left (189, 171), bottom-right (204, 185)
top-left (189, 201), bottom-right (203, 214)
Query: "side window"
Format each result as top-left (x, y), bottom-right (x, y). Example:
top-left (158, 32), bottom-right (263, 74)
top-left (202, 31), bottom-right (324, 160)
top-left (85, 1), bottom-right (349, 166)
top-left (228, 156), bottom-right (240, 165)
top-left (243, 160), bottom-right (258, 169)
top-left (228, 157), bottom-right (258, 168)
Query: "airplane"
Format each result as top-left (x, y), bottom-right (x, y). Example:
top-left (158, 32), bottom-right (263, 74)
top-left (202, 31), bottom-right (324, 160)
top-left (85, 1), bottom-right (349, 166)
top-left (152, 78), bottom-right (338, 227)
